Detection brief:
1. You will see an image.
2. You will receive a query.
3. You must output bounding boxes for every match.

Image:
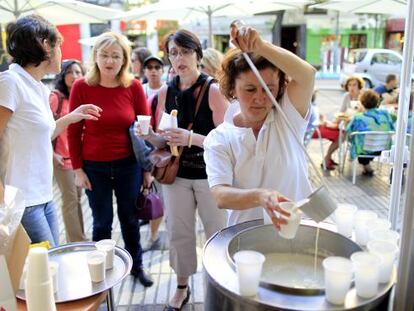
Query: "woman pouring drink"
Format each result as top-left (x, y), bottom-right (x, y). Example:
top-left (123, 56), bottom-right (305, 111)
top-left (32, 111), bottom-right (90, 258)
top-left (204, 23), bottom-right (316, 228)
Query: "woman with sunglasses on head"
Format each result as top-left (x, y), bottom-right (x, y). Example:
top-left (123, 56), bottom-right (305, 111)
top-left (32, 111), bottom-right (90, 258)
top-left (0, 15), bottom-right (101, 247)
top-left (50, 59), bottom-right (87, 242)
top-left (136, 29), bottom-right (228, 310)
top-left (68, 32), bottom-right (153, 287)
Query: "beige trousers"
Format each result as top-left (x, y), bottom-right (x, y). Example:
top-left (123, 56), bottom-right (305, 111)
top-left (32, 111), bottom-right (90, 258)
top-left (53, 166), bottom-right (86, 242)
top-left (162, 177), bottom-right (226, 277)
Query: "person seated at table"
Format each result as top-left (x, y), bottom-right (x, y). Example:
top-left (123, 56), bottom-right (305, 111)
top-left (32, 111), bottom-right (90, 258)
top-left (346, 90), bottom-right (395, 176)
top-left (307, 91), bottom-right (340, 170)
top-left (374, 74), bottom-right (399, 106)
top-left (204, 23), bottom-right (315, 227)
top-left (340, 76), bottom-right (364, 113)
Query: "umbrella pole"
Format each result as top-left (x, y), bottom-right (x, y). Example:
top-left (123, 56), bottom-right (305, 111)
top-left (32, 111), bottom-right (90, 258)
top-left (208, 7), bottom-right (213, 48)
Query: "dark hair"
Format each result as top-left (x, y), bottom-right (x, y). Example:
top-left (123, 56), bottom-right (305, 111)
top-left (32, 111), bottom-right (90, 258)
top-left (344, 76), bottom-right (364, 91)
top-left (54, 60), bottom-right (84, 98)
top-left (386, 74), bottom-right (397, 84)
top-left (360, 89), bottom-right (380, 109)
top-left (132, 47), bottom-right (151, 77)
top-left (218, 48), bottom-right (286, 101)
top-left (6, 15), bottom-right (60, 67)
top-left (164, 29), bottom-right (203, 62)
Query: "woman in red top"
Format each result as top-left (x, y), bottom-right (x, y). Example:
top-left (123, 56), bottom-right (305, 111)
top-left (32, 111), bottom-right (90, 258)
top-left (50, 59), bottom-right (86, 242)
top-left (68, 32), bottom-right (153, 287)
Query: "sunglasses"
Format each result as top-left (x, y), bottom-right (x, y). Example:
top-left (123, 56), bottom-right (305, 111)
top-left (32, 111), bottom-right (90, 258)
top-left (145, 65), bottom-right (162, 70)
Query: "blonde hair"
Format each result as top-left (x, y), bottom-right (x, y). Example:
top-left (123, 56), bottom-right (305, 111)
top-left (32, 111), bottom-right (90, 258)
top-left (86, 32), bottom-right (134, 87)
top-left (202, 48), bottom-right (223, 78)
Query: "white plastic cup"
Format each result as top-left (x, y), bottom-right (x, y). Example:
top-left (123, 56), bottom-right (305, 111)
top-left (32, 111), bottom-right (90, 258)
top-left (370, 218), bottom-right (391, 231)
top-left (49, 261), bottom-right (59, 293)
top-left (367, 240), bottom-right (399, 283)
top-left (354, 210), bottom-right (378, 246)
top-left (350, 252), bottom-right (380, 298)
top-left (334, 204), bottom-right (357, 237)
top-left (95, 239), bottom-right (116, 270)
top-left (233, 250), bottom-right (265, 296)
top-left (137, 115), bottom-right (151, 135)
top-left (87, 251), bottom-right (106, 283)
top-left (368, 229), bottom-right (400, 246)
top-left (278, 202), bottom-right (302, 239)
top-left (322, 256), bottom-right (353, 305)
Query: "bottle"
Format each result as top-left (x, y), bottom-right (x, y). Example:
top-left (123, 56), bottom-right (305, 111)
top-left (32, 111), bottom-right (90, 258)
top-left (0, 255), bottom-right (17, 311)
top-left (25, 247), bottom-right (56, 311)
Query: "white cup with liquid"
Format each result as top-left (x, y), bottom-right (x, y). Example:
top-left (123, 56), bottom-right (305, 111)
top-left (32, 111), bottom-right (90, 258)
top-left (278, 202), bottom-right (302, 239)
top-left (87, 251), bottom-right (106, 282)
top-left (323, 256), bottom-right (353, 305)
top-left (350, 252), bottom-right (380, 298)
top-left (233, 250), bottom-right (265, 296)
top-left (137, 115), bottom-right (151, 135)
top-left (354, 210), bottom-right (378, 246)
top-left (367, 240), bottom-right (399, 283)
top-left (334, 204), bottom-right (357, 237)
top-left (95, 239), bottom-right (116, 270)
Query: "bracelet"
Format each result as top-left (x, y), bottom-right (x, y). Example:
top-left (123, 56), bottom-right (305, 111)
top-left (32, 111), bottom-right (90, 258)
top-left (188, 130), bottom-right (193, 148)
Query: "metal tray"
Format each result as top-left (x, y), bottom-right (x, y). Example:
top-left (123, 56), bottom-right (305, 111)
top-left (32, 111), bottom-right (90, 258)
top-left (16, 242), bottom-right (132, 303)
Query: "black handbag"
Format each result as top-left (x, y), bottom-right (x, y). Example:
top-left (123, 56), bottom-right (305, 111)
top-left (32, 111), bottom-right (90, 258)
top-left (135, 183), bottom-right (163, 220)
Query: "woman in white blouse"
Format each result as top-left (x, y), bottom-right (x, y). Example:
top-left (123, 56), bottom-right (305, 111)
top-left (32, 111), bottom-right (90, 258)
top-left (204, 24), bottom-right (316, 228)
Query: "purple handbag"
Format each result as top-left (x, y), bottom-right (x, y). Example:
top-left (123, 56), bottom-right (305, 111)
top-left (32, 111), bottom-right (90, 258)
top-left (135, 183), bottom-right (164, 220)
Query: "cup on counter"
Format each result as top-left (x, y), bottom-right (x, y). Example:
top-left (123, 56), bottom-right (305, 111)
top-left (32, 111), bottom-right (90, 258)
top-left (137, 115), bottom-right (151, 135)
top-left (367, 240), bottom-right (399, 283)
top-left (368, 229), bottom-right (400, 245)
top-left (278, 202), bottom-right (302, 239)
top-left (350, 252), bottom-right (380, 298)
top-left (87, 251), bottom-right (106, 283)
top-left (95, 239), bottom-right (116, 270)
top-left (323, 256), bottom-right (353, 305)
top-left (49, 261), bottom-right (59, 293)
top-left (334, 204), bottom-right (357, 237)
top-left (354, 210), bottom-right (378, 246)
top-left (233, 250), bottom-right (265, 296)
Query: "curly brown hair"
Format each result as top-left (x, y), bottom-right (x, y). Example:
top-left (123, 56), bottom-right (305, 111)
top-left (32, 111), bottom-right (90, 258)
top-left (344, 76), bottom-right (364, 91)
top-left (360, 89), bottom-right (380, 109)
top-left (217, 48), bottom-right (286, 101)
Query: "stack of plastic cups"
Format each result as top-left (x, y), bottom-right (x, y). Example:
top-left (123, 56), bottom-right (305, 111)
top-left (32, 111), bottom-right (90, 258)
top-left (25, 247), bottom-right (56, 311)
top-left (354, 210), bottom-right (378, 246)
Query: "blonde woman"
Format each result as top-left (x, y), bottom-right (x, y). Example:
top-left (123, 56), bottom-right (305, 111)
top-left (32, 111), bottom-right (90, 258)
top-left (68, 32), bottom-right (153, 286)
top-left (200, 48), bottom-right (223, 79)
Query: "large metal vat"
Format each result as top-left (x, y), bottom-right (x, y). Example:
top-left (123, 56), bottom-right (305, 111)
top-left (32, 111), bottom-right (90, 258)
top-left (203, 220), bottom-right (394, 311)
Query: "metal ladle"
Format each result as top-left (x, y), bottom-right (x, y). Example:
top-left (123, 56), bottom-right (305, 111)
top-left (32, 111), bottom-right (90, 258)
top-left (231, 20), bottom-right (337, 223)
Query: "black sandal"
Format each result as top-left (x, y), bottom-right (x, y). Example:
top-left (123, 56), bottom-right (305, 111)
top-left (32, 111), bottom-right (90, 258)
top-left (164, 285), bottom-right (191, 311)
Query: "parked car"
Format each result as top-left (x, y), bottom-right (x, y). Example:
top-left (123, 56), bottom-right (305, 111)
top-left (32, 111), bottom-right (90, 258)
top-left (340, 48), bottom-right (403, 89)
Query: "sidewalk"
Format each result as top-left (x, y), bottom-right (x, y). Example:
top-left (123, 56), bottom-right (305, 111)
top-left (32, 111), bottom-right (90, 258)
top-left (52, 86), bottom-right (395, 310)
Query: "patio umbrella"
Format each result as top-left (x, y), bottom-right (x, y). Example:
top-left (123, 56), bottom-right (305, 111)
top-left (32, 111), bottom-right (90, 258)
top-left (0, 0), bottom-right (122, 25)
top-left (311, 0), bottom-right (407, 15)
top-left (115, 0), bottom-right (311, 47)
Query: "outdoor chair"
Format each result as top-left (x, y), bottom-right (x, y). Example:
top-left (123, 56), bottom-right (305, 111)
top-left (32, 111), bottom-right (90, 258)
top-left (304, 126), bottom-right (326, 170)
top-left (343, 131), bottom-right (395, 184)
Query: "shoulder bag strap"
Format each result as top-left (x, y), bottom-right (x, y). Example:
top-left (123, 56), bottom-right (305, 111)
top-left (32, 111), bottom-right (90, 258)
top-left (175, 76), bottom-right (213, 157)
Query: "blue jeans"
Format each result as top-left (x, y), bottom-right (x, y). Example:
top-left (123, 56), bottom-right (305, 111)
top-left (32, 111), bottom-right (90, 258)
top-left (83, 156), bottom-right (143, 269)
top-left (21, 201), bottom-right (59, 247)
